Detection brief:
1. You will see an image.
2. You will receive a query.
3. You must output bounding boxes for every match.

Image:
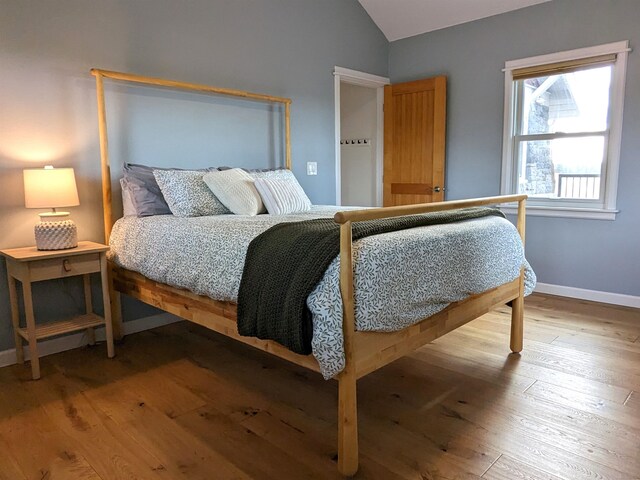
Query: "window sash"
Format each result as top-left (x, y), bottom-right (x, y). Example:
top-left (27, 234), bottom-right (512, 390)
top-left (511, 132), bottom-right (609, 207)
top-left (515, 131), bottom-right (608, 142)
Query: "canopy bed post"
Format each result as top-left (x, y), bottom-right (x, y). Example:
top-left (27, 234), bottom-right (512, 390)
top-left (285, 102), bottom-right (292, 170)
top-left (510, 197), bottom-right (527, 353)
top-left (338, 220), bottom-right (359, 476)
top-left (93, 70), bottom-right (123, 340)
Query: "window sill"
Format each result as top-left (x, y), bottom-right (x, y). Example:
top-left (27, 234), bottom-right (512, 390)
top-left (500, 205), bottom-right (618, 220)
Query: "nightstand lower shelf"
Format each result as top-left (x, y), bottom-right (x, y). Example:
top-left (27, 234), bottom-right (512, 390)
top-left (17, 313), bottom-right (106, 341)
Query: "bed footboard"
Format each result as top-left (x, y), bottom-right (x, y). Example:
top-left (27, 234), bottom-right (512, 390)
top-left (334, 194), bottom-right (527, 476)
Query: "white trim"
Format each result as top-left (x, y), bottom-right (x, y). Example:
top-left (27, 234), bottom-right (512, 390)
top-left (334, 67), bottom-right (390, 206)
top-left (334, 73), bottom-right (342, 205)
top-left (333, 66), bottom-right (390, 88)
top-left (503, 41), bottom-right (631, 71)
top-left (500, 40), bottom-right (630, 215)
top-left (604, 46), bottom-right (628, 210)
top-left (535, 282), bottom-right (640, 309)
top-left (500, 69), bottom-right (516, 196)
top-left (0, 313), bottom-right (181, 368)
top-left (501, 205), bottom-right (618, 220)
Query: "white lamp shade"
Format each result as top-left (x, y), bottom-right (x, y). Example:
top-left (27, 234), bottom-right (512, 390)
top-left (24, 166), bottom-right (80, 209)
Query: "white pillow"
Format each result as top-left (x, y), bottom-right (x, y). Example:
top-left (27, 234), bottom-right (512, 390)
top-left (250, 168), bottom-right (295, 180)
top-left (254, 176), bottom-right (311, 215)
top-left (202, 168), bottom-right (265, 216)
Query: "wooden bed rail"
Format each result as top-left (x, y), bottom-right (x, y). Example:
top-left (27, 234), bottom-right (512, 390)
top-left (90, 69), bottom-right (292, 104)
top-left (335, 194), bottom-right (526, 231)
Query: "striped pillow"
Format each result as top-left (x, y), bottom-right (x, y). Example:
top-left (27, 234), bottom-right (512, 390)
top-left (254, 177), bottom-right (311, 215)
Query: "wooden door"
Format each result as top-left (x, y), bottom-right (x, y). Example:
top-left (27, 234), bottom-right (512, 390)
top-left (383, 76), bottom-right (446, 206)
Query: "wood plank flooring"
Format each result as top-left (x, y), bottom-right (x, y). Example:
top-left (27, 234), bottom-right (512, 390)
top-left (0, 293), bottom-right (638, 479)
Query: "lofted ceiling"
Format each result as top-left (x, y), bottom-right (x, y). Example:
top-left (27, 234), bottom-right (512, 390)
top-left (358, 0), bottom-right (553, 41)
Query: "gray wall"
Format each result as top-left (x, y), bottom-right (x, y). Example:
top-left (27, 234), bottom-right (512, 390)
top-left (0, 0), bottom-right (388, 351)
top-left (389, 0), bottom-right (640, 297)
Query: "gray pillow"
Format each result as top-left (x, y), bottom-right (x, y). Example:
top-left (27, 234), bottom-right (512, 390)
top-left (123, 163), bottom-right (218, 217)
top-left (154, 169), bottom-right (230, 217)
top-left (120, 178), bottom-right (137, 216)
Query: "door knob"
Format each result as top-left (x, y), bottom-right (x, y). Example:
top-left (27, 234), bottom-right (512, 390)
top-left (434, 186), bottom-right (444, 193)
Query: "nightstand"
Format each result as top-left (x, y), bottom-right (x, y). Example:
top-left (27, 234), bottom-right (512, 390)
top-left (0, 241), bottom-right (115, 379)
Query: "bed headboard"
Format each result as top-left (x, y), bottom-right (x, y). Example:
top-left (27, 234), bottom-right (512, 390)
top-left (91, 68), bottom-right (292, 244)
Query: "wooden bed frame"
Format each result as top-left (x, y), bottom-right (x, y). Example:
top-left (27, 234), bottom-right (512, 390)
top-left (92, 68), bottom-right (527, 477)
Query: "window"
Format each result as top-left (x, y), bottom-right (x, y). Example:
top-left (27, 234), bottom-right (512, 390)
top-left (501, 41), bottom-right (629, 220)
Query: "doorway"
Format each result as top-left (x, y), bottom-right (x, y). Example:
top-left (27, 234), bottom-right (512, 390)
top-left (334, 67), bottom-right (389, 206)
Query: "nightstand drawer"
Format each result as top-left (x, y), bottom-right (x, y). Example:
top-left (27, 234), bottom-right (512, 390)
top-left (28, 253), bottom-right (101, 281)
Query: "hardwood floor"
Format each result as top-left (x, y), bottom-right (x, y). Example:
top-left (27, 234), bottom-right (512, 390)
top-left (0, 293), bottom-right (638, 479)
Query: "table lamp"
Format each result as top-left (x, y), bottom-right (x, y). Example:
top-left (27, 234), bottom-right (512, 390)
top-left (23, 165), bottom-right (80, 250)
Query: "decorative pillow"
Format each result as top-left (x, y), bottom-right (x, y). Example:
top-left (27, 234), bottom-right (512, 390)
top-left (219, 166), bottom-right (288, 173)
top-left (250, 168), bottom-right (295, 180)
top-left (254, 176), bottom-right (312, 215)
top-left (202, 168), bottom-right (265, 216)
top-left (154, 170), bottom-right (230, 217)
top-left (120, 178), bottom-right (136, 217)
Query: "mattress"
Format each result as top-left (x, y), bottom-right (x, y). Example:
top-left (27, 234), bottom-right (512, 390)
top-left (109, 205), bottom-right (536, 378)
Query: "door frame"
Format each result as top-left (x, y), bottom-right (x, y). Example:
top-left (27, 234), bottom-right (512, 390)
top-left (334, 66), bottom-right (389, 206)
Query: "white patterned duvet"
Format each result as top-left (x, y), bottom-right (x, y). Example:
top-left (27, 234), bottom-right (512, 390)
top-left (108, 206), bottom-right (536, 378)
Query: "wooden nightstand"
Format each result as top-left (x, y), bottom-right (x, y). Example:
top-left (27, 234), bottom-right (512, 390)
top-left (0, 241), bottom-right (115, 379)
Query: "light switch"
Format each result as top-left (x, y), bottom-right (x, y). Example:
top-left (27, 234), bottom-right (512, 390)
top-left (307, 162), bottom-right (317, 176)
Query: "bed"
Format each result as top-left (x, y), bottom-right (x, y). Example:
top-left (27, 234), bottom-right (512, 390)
top-left (92, 68), bottom-right (532, 476)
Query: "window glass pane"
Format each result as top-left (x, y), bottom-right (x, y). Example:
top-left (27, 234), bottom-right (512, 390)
top-left (519, 65), bottom-right (611, 135)
top-left (517, 136), bottom-right (604, 199)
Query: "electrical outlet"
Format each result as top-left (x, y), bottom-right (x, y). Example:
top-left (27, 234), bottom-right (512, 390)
top-left (307, 162), bottom-right (317, 176)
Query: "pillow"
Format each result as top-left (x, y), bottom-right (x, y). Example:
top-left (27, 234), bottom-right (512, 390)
top-left (218, 166), bottom-right (289, 175)
top-left (120, 178), bottom-right (136, 217)
top-left (250, 168), bottom-right (295, 180)
top-left (154, 170), bottom-right (230, 217)
top-left (254, 176), bottom-right (312, 215)
top-left (123, 163), bottom-right (172, 216)
top-left (202, 168), bottom-right (265, 216)
top-left (123, 163), bottom-right (219, 217)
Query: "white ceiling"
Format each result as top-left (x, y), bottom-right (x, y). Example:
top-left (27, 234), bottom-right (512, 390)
top-left (358, 0), bottom-right (553, 41)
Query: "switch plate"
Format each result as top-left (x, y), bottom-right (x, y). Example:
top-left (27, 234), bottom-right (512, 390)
top-left (307, 162), bottom-right (317, 176)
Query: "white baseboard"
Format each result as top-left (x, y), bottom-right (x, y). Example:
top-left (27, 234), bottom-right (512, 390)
top-left (0, 313), bottom-right (181, 369)
top-left (3, 285), bottom-right (635, 369)
top-left (534, 282), bottom-right (640, 308)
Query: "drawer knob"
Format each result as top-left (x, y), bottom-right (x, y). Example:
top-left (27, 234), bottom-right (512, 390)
top-left (63, 259), bottom-right (72, 272)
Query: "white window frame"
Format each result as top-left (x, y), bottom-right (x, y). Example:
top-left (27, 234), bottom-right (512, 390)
top-left (501, 41), bottom-right (630, 220)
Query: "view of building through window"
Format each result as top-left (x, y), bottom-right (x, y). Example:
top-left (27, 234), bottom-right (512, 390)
top-left (515, 65), bottom-right (612, 200)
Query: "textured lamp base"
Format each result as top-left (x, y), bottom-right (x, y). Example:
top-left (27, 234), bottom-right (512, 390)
top-left (34, 219), bottom-right (78, 250)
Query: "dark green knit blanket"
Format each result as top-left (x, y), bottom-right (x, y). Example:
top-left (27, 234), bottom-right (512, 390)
top-left (237, 206), bottom-right (505, 355)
